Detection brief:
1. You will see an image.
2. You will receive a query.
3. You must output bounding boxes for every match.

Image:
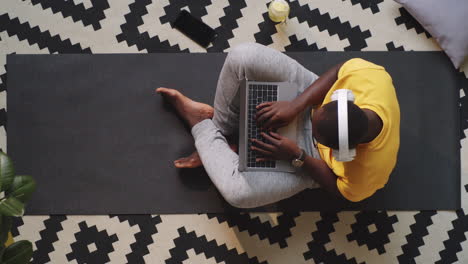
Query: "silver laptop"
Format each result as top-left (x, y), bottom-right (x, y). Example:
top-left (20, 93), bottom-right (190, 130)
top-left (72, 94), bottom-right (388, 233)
top-left (239, 79), bottom-right (298, 172)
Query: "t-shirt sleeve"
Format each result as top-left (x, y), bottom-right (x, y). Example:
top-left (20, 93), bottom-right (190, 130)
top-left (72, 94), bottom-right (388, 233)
top-left (336, 178), bottom-right (377, 202)
top-left (338, 58), bottom-right (384, 78)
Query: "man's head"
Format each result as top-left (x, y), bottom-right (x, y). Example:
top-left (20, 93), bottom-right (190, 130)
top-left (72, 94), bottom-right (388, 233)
top-left (312, 101), bottom-right (368, 149)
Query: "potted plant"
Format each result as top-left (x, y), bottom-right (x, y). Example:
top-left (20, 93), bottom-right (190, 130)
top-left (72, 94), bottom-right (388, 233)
top-left (0, 151), bottom-right (36, 263)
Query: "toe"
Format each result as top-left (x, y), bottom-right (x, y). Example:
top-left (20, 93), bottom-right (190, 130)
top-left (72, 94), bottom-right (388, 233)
top-left (174, 158), bottom-right (190, 168)
top-left (174, 158), bottom-right (184, 167)
top-left (155, 87), bottom-right (165, 93)
top-left (173, 154), bottom-right (203, 168)
top-left (156, 87), bottom-right (174, 94)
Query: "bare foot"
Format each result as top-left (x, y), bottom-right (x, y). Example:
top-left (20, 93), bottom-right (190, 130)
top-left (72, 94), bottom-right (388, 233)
top-left (174, 144), bottom-right (238, 169)
top-left (156, 87), bottom-right (214, 128)
top-left (174, 151), bottom-right (202, 168)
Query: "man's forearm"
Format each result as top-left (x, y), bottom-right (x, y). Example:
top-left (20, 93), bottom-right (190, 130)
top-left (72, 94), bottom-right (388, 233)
top-left (301, 155), bottom-right (342, 198)
top-left (291, 62), bottom-right (344, 114)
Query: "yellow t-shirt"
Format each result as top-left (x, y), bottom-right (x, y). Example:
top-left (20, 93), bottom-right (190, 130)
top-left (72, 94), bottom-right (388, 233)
top-left (316, 58), bottom-right (400, 202)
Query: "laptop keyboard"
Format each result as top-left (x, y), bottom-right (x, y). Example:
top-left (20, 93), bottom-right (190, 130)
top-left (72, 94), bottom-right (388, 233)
top-left (247, 84), bottom-right (278, 168)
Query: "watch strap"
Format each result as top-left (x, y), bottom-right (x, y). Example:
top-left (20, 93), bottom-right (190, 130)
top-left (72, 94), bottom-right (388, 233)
top-left (297, 149), bottom-right (306, 162)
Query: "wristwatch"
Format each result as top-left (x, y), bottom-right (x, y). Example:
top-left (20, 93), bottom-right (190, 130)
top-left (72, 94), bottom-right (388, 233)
top-left (291, 149), bottom-right (306, 168)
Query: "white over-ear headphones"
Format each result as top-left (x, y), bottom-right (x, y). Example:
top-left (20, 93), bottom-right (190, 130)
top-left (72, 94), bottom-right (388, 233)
top-left (330, 89), bottom-right (356, 162)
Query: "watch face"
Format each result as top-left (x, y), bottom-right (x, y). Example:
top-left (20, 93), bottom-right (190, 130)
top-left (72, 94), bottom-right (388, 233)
top-left (292, 159), bottom-right (304, 168)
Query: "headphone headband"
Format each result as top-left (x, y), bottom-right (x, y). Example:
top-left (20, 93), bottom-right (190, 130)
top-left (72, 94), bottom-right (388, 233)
top-left (337, 91), bottom-right (349, 161)
top-left (330, 89), bottom-right (356, 162)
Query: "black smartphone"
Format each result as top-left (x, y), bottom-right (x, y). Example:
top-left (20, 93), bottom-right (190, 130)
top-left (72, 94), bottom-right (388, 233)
top-left (173, 10), bottom-right (217, 48)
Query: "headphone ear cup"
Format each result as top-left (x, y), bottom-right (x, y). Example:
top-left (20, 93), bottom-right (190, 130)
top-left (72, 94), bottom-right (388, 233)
top-left (333, 148), bottom-right (356, 162)
top-left (347, 89), bottom-right (355, 102)
top-left (331, 90), bottom-right (339, 101)
top-left (331, 89), bottom-right (355, 102)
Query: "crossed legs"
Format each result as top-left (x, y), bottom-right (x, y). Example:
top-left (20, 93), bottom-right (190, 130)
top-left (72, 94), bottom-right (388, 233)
top-left (156, 43), bottom-right (318, 208)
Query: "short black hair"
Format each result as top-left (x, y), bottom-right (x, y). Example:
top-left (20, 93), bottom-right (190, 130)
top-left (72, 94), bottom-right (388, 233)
top-left (315, 101), bottom-right (368, 149)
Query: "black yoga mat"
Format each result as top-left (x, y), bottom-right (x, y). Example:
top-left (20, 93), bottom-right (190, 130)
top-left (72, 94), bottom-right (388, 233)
top-left (7, 52), bottom-right (460, 214)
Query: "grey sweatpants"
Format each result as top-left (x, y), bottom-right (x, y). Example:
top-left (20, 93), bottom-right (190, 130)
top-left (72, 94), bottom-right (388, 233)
top-left (191, 43), bottom-right (320, 208)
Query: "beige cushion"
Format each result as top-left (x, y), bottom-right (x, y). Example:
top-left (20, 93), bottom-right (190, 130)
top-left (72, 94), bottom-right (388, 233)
top-left (395, 0), bottom-right (468, 68)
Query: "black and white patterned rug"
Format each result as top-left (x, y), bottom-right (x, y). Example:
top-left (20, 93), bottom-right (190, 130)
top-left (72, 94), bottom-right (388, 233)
top-left (1, 0), bottom-right (468, 263)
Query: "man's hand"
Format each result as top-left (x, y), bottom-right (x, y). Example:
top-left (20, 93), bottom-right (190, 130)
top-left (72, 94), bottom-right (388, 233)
top-left (255, 101), bottom-right (298, 130)
top-left (252, 132), bottom-right (344, 200)
top-left (251, 132), bottom-right (302, 161)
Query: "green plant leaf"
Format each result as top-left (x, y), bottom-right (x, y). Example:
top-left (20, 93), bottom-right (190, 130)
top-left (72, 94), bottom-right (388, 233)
top-left (0, 197), bottom-right (24, 217)
top-left (3, 240), bottom-right (33, 264)
top-left (0, 152), bottom-right (15, 193)
top-left (6, 175), bottom-right (36, 204)
top-left (0, 245), bottom-right (5, 264)
top-left (0, 215), bottom-right (12, 245)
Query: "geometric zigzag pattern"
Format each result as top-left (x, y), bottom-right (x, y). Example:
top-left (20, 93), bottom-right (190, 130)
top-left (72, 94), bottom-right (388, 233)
top-left (1, 0), bottom-right (468, 263)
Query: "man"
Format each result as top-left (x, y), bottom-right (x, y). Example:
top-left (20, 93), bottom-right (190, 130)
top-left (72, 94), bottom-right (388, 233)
top-left (156, 43), bottom-right (400, 208)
